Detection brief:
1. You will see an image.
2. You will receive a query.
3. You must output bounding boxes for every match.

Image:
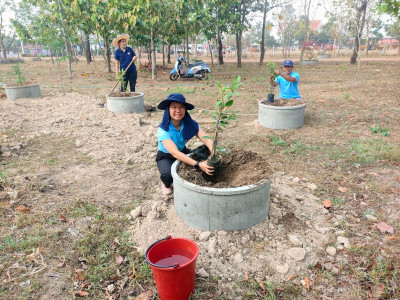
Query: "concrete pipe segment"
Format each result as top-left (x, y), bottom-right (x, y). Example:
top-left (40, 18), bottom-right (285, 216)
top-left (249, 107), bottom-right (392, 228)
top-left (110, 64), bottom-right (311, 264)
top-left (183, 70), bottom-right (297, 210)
top-left (5, 84), bottom-right (42, 100)
top-left (171, 160), bottom-right (271, 231)
top-left (258, 102), bottom-right (306, 130)
top-left (106, 92), bottom-right (145, 114)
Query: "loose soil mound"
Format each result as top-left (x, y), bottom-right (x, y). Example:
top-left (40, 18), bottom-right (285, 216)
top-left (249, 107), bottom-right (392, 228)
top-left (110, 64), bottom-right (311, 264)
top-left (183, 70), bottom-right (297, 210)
top-left (108, 91), bottom-right (142, 97)
top-left (178, 149), bottom-right (272, 188)
top-left (260, 98), bottom-right (304, 106)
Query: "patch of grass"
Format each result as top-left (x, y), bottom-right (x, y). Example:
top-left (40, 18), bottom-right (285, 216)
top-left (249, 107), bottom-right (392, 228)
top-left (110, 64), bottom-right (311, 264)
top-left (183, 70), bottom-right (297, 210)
top-left (270, 135), bottom-right (289, 147)
top-left (346, 246), bottom-right (400, 299)
top-left (76, 213), bottom-right (151, 295)
top-left (285, 139), bottom-right (320, 154)
top-left (167, 86), bottom-right (196, 95)
top-left (344, 92), bottom-right (350, 100)
top-left (350, 138), bottom-right (400, 164)
top-left (0, 234), bottom-right (41, 253)
top-left (70, 201), bottom-right (100, 218)
top-left (369, 125), bottom-right (390, 137)
top-left (0, 168), bottom-right (7, 189)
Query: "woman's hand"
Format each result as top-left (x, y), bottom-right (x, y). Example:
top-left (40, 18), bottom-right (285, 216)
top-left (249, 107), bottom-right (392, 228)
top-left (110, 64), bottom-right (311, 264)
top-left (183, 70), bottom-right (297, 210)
top-left (199, 161), bottom-right (214, 175)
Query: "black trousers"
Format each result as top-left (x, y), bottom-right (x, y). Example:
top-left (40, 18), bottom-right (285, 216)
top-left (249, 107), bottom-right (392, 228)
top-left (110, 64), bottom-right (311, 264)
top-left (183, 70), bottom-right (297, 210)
top-left (156, 148), bottom-right (192, 188)
top-left (121, 70), bottom-right (137, 92)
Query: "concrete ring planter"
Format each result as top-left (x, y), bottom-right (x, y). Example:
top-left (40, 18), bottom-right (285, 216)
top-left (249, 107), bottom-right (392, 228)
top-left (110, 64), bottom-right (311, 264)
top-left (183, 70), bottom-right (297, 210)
top-left (258, 101), bottom-right (306, 130)
top-left (171, 160), bottom-right (271, 231)
top-left (5, 83), bottom-right (42, 100)
top-left (106, 92), bottom-right (144, 114)
top-left (317, 54), bottom-right (331, 58)
top-left (301, 60), bottom-right (319, 66)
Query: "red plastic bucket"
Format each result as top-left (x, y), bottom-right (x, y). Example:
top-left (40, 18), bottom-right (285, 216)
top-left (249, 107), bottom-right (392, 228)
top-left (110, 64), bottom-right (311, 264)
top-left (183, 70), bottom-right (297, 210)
top-left (145, 236), bottom-right (199, 300)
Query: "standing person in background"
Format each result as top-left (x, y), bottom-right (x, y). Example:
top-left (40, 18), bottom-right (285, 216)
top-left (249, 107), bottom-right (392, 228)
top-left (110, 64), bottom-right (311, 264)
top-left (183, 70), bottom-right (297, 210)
top-left (113, 34), bottom-right (137, 92)
top-left (269, 60), bottom-right (301, 99)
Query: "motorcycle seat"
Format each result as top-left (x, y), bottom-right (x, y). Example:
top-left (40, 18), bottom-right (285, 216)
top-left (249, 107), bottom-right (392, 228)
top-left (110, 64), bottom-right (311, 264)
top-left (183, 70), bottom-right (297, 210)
top-left (188, 61), bottom-right (205, 68)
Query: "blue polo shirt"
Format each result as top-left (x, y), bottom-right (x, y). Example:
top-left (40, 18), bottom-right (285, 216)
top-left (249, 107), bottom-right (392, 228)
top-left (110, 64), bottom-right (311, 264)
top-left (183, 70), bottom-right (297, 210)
top-left (275, 72), bottom-right (301, 99)
top-left (114, 47), bottom-right (136, 73)
top-left (158, 121), bottom-right (186, 153)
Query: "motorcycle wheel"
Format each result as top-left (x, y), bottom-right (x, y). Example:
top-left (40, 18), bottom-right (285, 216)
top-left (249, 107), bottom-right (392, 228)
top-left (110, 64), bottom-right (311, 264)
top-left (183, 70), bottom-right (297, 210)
top-left (198, 70), bottom-right (208, 81)
top-left (170, 73), bottom-right (179, 81)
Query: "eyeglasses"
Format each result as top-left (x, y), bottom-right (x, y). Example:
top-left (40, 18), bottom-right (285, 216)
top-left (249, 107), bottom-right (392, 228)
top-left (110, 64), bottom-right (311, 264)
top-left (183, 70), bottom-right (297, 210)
top-left (170, 105), bottom-right (186, 111)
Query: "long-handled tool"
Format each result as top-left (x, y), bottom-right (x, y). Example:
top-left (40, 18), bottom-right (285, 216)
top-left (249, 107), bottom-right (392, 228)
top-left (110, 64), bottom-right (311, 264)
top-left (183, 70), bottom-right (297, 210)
top-left (109, 59), bottom-right (135, 95)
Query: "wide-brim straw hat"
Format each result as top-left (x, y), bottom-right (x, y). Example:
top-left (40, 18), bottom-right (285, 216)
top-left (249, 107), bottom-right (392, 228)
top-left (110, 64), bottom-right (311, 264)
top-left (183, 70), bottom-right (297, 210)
top-left (113, 34), bottom-right (129, 47)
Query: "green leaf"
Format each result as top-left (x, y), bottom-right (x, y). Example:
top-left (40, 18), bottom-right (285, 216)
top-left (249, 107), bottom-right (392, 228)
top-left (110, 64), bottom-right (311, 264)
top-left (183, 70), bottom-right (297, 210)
top-left (225, 99), bottom-right (234, 107)
top-left (202, 136), bottom-right (212, 139)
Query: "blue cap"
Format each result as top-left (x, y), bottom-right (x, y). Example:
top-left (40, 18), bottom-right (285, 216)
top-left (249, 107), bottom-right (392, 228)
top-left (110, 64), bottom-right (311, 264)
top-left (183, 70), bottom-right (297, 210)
top-left (157, 93), bottom-right (195, 110)
top-left (283, 60), bottom-right (293, 67)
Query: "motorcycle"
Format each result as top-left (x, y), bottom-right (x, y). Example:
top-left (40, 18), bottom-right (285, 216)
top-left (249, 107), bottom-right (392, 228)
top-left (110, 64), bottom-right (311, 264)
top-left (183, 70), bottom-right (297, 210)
top-left (170, 57), bottom-right (210, 81)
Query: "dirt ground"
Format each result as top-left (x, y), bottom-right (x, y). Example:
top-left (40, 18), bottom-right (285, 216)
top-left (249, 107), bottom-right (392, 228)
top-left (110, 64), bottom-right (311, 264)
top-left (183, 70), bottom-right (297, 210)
top-left (0, 51), bottom-right (399, 299)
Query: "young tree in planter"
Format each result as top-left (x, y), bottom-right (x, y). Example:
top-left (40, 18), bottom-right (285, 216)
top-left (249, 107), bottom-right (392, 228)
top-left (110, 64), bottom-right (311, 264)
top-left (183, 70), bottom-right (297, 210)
top-left (12, 64), bottom-right (25, 85)
top-left (267, 61), bottom-right (277, 102)
top-left (206, 76), bottom-right (242, 173)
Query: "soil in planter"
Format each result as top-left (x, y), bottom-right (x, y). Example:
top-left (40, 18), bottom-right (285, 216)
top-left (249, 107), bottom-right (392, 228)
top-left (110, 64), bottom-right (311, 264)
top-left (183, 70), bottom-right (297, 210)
top-left (178, 149), bottom-right (272, 188)
top-left (108, 91), bottom-right (142, 97)
top-left (5, 82), bottom-right (36, 88)
top-left (260, 98), bottom-right (303, 107)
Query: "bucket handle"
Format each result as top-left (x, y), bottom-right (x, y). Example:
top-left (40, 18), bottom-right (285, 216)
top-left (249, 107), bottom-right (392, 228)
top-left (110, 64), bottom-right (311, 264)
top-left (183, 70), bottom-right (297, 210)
top-left (145, 235), bottom-right (180, 269)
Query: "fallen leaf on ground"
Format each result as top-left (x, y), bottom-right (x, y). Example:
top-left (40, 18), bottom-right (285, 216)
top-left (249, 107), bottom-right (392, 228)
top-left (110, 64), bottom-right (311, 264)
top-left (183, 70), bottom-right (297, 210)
top-left (387, 236), bottom-right (400, 240)
top-left (15, 205), bottom-right (30, 213)
top-left (59, 214), bottom-right (68, 222)
top-left (244, 271), bottom-right (249, 282)
top-left (115, 255), bottom-right (123, 265)
top-left (376, 222), bottom-right (394, 234)
top-left (75, 269), bottom-right (84, 281)
top-left (392, 177), bottom-right (400, 182)
top-left (81, 73), bottom-right (89, 76)
top-left (304, 277), bottom-right (310, 291)
top-left (214, 290), bottom-right (222, 299)
top-left (76, 290), bottom-right (89, 296)
top-left (338, 186), bottom-right (348, 193)
top-left (322, 199), bottom-right (332, 209)
top-left (286, 274), bottom-right (297, 282)
top-left (255, 278), bottom-right (266, 291)
top-left (130, 263), bottom-right (136, 280)
top-left (369, 172), bottom-right (379, 176)
top-left (316, 99), bottom-right (326, 103)
top-left (136, 290), bottom-right (154, 300)
top-left (114, 237), bottom-right (120, 245)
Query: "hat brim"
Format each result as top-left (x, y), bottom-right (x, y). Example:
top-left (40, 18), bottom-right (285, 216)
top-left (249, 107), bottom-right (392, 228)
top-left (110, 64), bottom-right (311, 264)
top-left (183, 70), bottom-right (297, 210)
top-left (157, 100), bottom-right (194, 110)
top-left (113, 34), bottom-right (129, 47)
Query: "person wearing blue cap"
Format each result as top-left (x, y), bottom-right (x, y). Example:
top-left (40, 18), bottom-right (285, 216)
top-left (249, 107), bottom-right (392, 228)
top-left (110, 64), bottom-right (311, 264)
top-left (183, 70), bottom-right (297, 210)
top-left (156, 93), bottom-right (215, 195)
top-left (270, 60), bottom-right (301, 99)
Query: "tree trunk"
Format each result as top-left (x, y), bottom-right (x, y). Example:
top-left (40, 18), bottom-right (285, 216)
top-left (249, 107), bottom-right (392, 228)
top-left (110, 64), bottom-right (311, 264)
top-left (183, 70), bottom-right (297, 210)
top-left (151, 27), bottom-right (156, 80)
top-left (0, 30), bottom-right (6, 59)
top-left (332, 24), bottom-right (338, 58)
top-left (162, 38), bottom-right (165, 67)
top-left (217, 35), bottom-right (224, 65)
top-left (299, 0), bottom-right (312, 66)
top-left (96, 34), bottom-right (107, 67)
top-left (103, 34), bottom-right (112, 73)
top-left (57, 0), bottom-right (72, 76)
top-left (167, 44), bottom-right (171, 64)
top-left (236, 31), bottom-right (242, 68)
top-left (259, 0), bottom-right (267, 66)
top-left (185, 17), bottom-right (190, 64)
top-left (365, 20), bottom-right (370, 57)
top-left (208, 40), bottom-right (214, 65)
top-left (85, 34), bottom-right (92, 63)
top-left (20, 39), bottom-right (25, 55)
top-left (350, 1), bottom-right (368, 65)
top-left (50, 48), bottom-right (54, 64)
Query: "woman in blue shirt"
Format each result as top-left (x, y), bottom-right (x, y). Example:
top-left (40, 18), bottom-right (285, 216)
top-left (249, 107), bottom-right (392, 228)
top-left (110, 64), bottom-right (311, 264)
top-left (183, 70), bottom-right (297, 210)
top-left (113, 34), bottom-right (137, 92)
top-left (156, 93), bottom-right (214, 195)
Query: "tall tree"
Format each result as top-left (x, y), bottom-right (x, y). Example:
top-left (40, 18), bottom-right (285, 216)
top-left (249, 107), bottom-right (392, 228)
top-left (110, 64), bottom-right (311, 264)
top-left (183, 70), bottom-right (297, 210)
top-left (385, 19), bottom-right (400, 54)
top-left (349, 0), bottom-right (371, 65)
top-left (298, 0), bottom-right (312, 65)
top-left (0, 0), bottom-right (10, 59)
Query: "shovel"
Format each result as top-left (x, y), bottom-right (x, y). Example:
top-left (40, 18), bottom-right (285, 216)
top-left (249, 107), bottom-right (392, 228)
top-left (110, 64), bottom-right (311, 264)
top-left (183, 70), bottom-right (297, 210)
top-left (109, 59), bottom-right (135, 95)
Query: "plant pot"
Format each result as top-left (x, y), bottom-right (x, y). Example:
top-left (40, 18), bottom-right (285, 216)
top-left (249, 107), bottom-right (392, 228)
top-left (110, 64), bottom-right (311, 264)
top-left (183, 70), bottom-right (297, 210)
top-left (317, 54), bottom-right (331, 58)
top-left (171, 160), bottom-right (271, 231)
top-left (106, 92), bottom-right (144, 114)
top-left (301, 60), bottom-right (318, 66)
top-left (207, 154), bottom-right (221, 174)
top-left (258, 101), bottom-right (306, 130)
top-left (5, 83), bottom-right (42, 100)
top-left (267, 94), bottom-right (275, 103)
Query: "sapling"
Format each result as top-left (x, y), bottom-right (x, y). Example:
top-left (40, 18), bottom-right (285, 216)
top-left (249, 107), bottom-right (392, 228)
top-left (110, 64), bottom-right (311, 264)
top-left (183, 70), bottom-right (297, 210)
top-left (116, 69), bottom-right (128, 94)
top-left (204, 75), bottom-right (242, 173)
top-left (267, 61), bottom-right (277, 102)
top-left (12, 64), bottom-right (25, 85)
